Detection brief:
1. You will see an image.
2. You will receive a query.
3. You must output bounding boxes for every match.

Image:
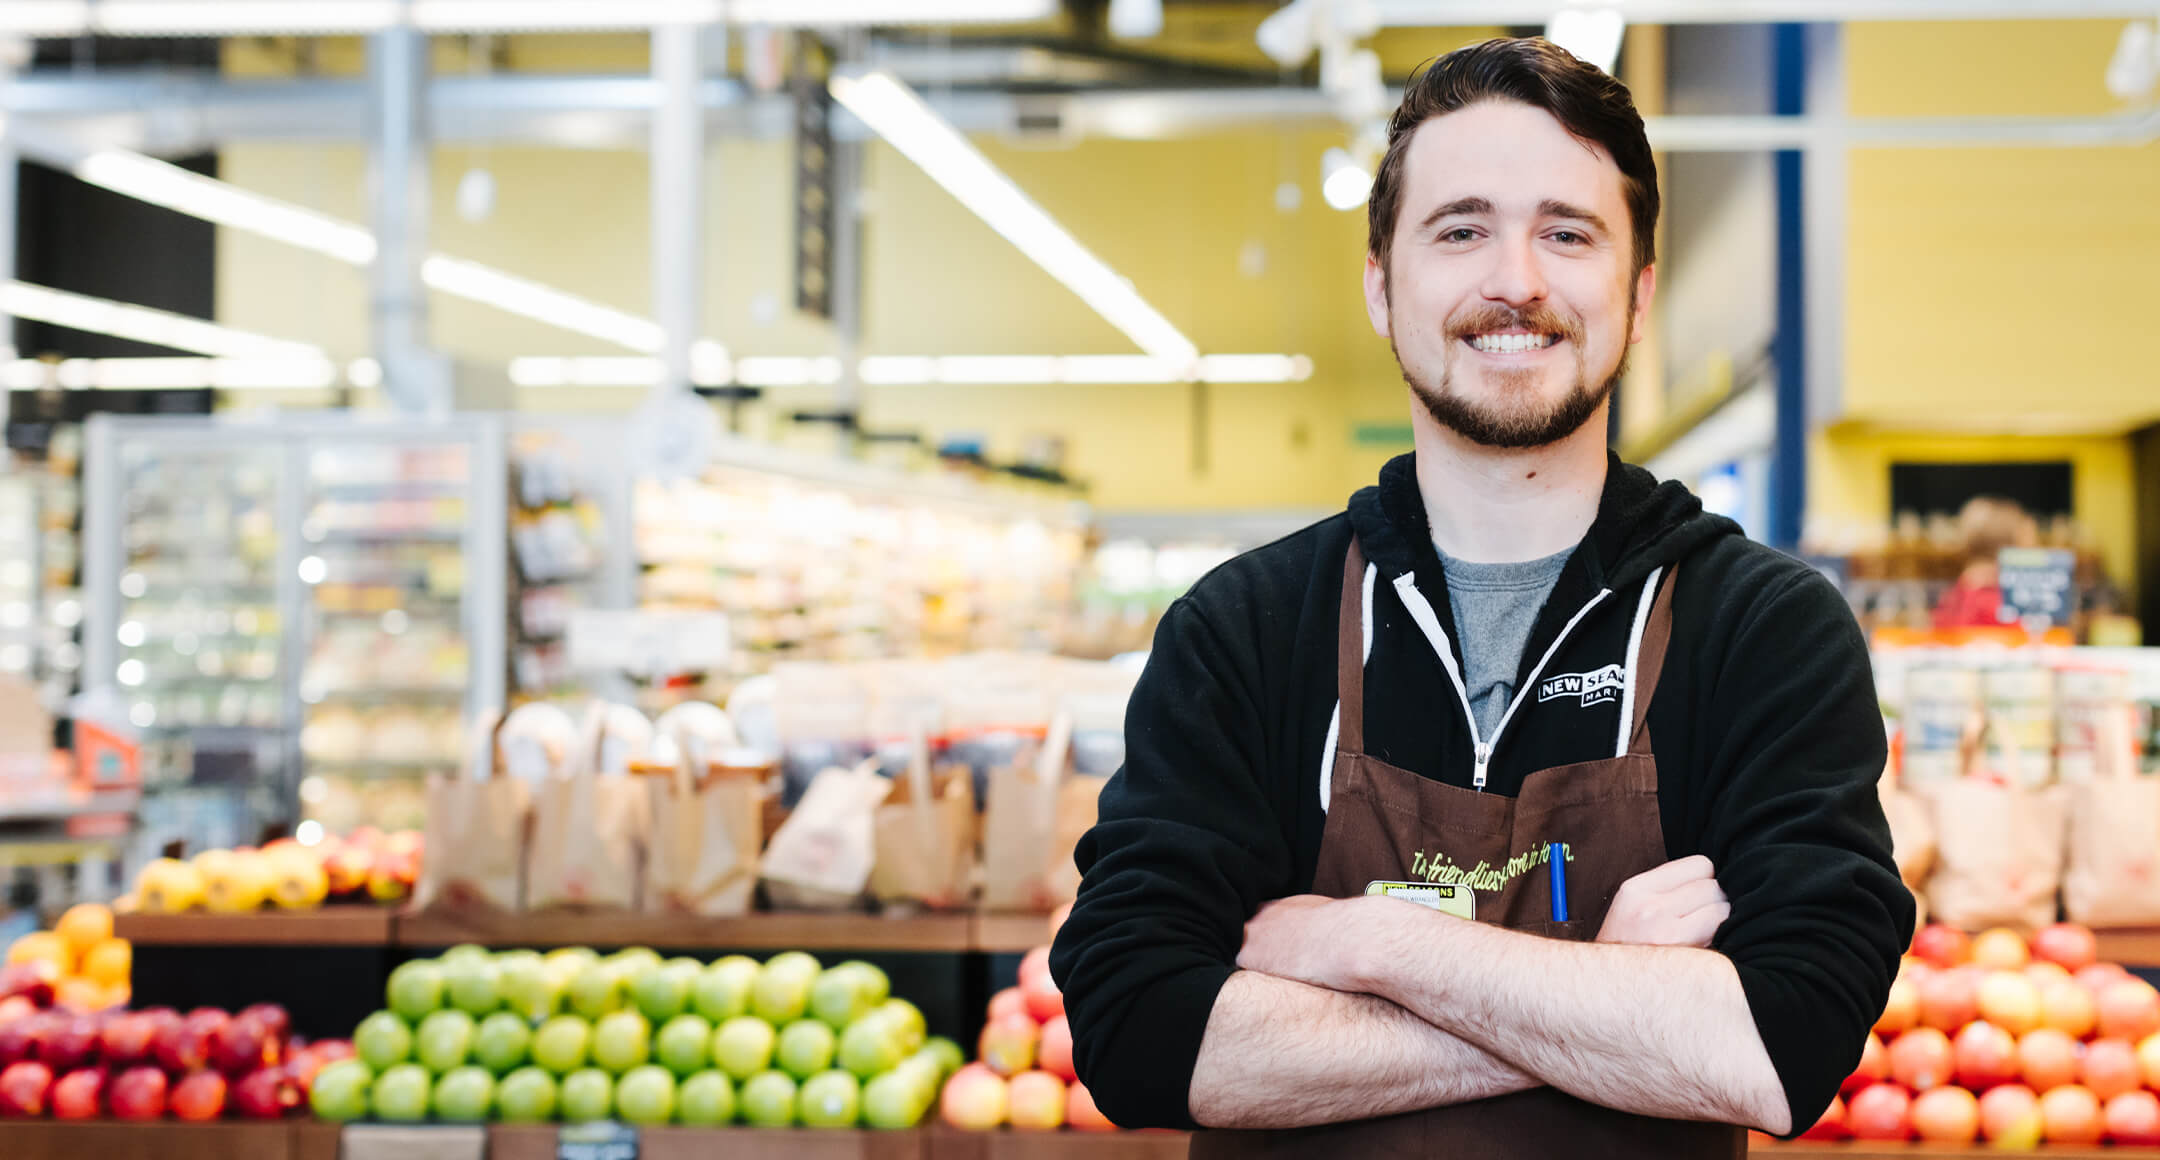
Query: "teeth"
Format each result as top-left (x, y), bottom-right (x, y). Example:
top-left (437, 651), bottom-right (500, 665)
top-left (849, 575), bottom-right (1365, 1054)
top-left (1469, 333), bottom-right (1554, 354)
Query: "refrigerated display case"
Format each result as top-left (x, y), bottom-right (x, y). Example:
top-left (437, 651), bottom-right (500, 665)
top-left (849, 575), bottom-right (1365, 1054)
top-left (505, 417), bottom-right (636, 705)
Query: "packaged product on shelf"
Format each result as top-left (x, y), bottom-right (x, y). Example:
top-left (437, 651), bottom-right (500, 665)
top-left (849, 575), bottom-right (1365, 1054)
top-left (941, 653), bottom-right (1057, 806)
top-left (1984, 665), bottom-right (2057, 787)
top-left (2062, 704), bottom-right (2160, 927)
top-left (2057, 666), bottom-right (2133, 782)
top-left (527, 704), bottom-right (651, 910)
top-left (413, 710), bottom-right (531, 914)
top-left (762, 761), bottom-right (890, 911)
top-left (869, 736), bottom-right (975, 911)
top-left (1904, 665), bottom-right (1983, 784)
top-left (1924, 717), bottom-right (2068, 932)
top-left (771, 663), bottom-right (874, 807)
top-left (981, 713), bottom-right (1071, 913)
top-left (639, 720), bottom-right (765, 918)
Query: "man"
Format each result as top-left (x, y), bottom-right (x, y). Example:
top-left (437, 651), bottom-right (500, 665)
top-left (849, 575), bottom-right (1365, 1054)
top-left (1048, 37), bottom-right (1911, 1157)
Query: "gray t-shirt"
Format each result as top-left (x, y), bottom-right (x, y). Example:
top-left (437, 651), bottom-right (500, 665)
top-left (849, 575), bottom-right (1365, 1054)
top-left (1435, 544), bottom-right (1575, 738)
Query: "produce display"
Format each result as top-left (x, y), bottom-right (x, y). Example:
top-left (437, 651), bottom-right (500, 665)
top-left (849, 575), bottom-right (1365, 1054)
top-left (3, 903), bottom-right (132, 1014)
top-left (314, 945), bottom-right (956, 1129)
top-left (939, 904), bottom-right (1115, 1133)
top-left (1819, 921), bottom-right (2160, 1146)
top-left (130, 828), bottom-right (423, 913)
top-left (0, 997), bottom-right (351, 1121)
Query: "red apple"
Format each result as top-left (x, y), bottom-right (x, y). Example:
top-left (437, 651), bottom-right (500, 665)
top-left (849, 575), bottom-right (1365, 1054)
top-left (39, 1013), bottom-right (101, 1074)
top-left (1066, 1080), bottom-right (1115, 1132)
top-left (1977, 972), bottom-right (2042, 1036)
top-left (237, 1004), bottom-right (291, 1046)
top-left (1971, 928), bottom-right (2031, 971)
top-left (2139, 1032), bottom-right (2160, 1090)
top-left (1843, 1033), bottom-right (1888, 1098)
top-left (0, 1060), bottom-right (54, 1117)
top-left (2025, 960), bottom-right (2074, 990)
top-left (1800, 1093), bottom-right (1849, 1140)
top-left (108, 1065), bottom-right (168, 1120)
top-left (0, 997), bottom-right (32, 1026)
top-left (0, 1016), bottom-right (35, 1069)
top-left (1912, 923), bottom-right (1973, 969)
top-left (0, 961), bottom-right (59, 1008)
top-left (2106, 1090), bottom-right (2160, 1145)
top-left (2040, 1083), bottom-right (2105, 1144)
top-left (322, 846), bottom-right (373, 896)
top-left (978, 1012), bottom-right (1041, 1078)
top-left (2078, 962), bottom-right (2134, 994)
top-left (940, 1063), bottom-right (1009, 1130)
top-left (171, 1069), bottom-right (228, 1121)
top-left (210, 1014), bottom-right (273, 1076)
top-left (2031, 923), bottom-right (2099, 972)
top-left (1919, 967), bottom-right (1982, 1032)
top-left (51, 1067), bottom-right (105, 1120)
top-left (2098, 978), bottom-right (2160, 1041)
top-left (1845, 1082), bottom-right (1912, 1140)
top-left (1912, 1084), bottom-right (1981, 1142)
top-left (1888, 1026), bottom-right (1954, 1091)
top-left (1979, 1083), bottom-right (2044, 1148)
top-left (1038, 1015), bottom-right (1074, 1083)
top-left (99, 1012), bottom-right (157, 1069)
top-left (1019, 967), bottom-right (1064, 1024)
top-left (987, 987), bottom-right (1028, 1024)
top-left (1953, 1020), bottom-right (2020, 1092)
top-left (231, 1066), bottom-right (300, 1119)
top-left (1874, 977), bottom-right (1920, 1037)
top-left (2083, 1037), bottom-right (2143, 1100)
top-left (156, 1011), bottom-right (220, 1075)
top-left (2018, 1028), bottom-right (2081, 1092)
top-left (2039, 979), bottom-right (2098, 1038)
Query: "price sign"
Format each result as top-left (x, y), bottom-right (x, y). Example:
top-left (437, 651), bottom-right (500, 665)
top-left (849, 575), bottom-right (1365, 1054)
top-left (567, 610), bottom-right (733, 677)
top-left (1997, 547), bottom-right (2076, 630)
top-left (558, 1121), bottom-right (639, 1160)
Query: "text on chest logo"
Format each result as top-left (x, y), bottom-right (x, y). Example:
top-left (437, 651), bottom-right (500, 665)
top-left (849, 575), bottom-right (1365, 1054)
top-left (1536, 664), bottom-right (1625, 708)
top-left (1408, 842), bottom-right (1575, 892)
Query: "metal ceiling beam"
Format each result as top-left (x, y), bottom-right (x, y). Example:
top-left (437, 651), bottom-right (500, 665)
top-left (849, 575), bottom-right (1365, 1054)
top-left (1375, 0), bottom-right (2160, 22)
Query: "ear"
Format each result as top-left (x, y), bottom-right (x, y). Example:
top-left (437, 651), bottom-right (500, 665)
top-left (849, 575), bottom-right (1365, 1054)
top-left (1363, 253), bottom-right (1392, 339)
top-left (1627, 263), bottom-right (1657, 344)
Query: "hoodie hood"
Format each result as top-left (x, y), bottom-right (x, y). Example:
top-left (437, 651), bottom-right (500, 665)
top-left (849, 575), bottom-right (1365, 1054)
top-left (1346, 450), bottom-right (1742, 594)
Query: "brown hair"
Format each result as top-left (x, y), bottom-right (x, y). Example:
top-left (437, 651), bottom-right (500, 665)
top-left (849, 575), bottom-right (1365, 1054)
top-left (1367, 38), bottom-right (1659, 283)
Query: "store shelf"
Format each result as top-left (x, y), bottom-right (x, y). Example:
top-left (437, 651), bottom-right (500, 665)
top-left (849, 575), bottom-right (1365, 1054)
top-left (973, 912), bottom-right (1056, 954)
top-left (0, 789), bottom-right (140, 822)
top-left (1753, 1146), bottom-right (2119, 1158)
top-left (115, 907), bottom-right (396, 947)
top-left (2096, 928), bottom-right (2160, 969)
top-left (491, 1124), bottom-right (926, 1160)
top-left (926, 1128), bottom-right (1189, 1160)
top-left (0, 1119), bottom-right (305, 1160)
top-left (397, 909), bottom-right (978, 953)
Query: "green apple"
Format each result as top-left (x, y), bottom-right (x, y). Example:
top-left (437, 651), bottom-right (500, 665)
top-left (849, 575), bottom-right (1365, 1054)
top-left (559, 1067), bottom-right (614, 1123)
top-left (496, 948), bottom-right (545, 972)
top-left (836, 1012), bottom-right (904, 1079)
top-left (764, 950), bottom-right (822, 979)
top-left (431, 1065), bottom-right (495, 1122)
top-left (751, 962), bottom-right (815, 1025)
top-left (614, 1064), bottom-right (676, 1125)
top-left (386, 960), bottom-right (445, 1022)
top-left (370, 1063), bottom-right (433, 1122)
top-left (808, 967), bottom-right (872, 1030)
top-left (499, 956), bottom-right (561, 1022)
top-left (441, 943), bottom-right (492, 966)
top-left (444, 958), bottom-right (503, 1017)
top-left (711, 1016), bottom-right (777, 1081)
top-left (474, 1011), bottom-right (533, 1074)
top-left (892, 1056), bottom-right (941, 1108)
top-left (495, 1066), bottom-right (559, 1124)
top-left (531, 1014), bottom-right (593, 1075)
top-left (799, 1070), bottom-right (862, 1128)
top-left (568, 962), bottom-right (628, 1020)
top-left (739, 1070), bottom-right (799, 1128)
top-left (591, 1009), bottom-right (652, 1074)
top-left (676, 1070), bottom-right (736, 1126)
top-left (632, 958), bottom-right (700, 1023)
top-left (544, 946), bottom-right (600, 987)
top-left (776, 1019), bottom-right (837, 1080)
top-left (655, 1014), bottom-right (713, 1078)
top-left (309, 1059), bottom-right (373, 1123)
top-left (836, 961), bottom-right (891, 1005)
top-left (861, 1069), bottom-right (927, 1130)
top-left (921, 1036), bottom-right (964, 1079)
top-left (607, 946), bottom-right (663, 974)
top-left (692, 957), bottom-right (760, 1023)
top-left (416, 1008), bottom-right (478, 1073)
top-left (877, 999), bottom-right (926, 1055)
top-left (354, 1010), bottom-right (414, 1071)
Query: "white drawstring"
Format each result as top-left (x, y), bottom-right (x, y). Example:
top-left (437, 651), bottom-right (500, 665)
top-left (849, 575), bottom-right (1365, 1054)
top-left (1614, 567), bottom-right (1665, 759)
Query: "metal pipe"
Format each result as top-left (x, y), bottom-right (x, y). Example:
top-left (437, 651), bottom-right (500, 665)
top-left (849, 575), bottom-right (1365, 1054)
top-left (367, 26), bottom-right (437, 412)
top-left (650, 22), bottom-right (706, 398)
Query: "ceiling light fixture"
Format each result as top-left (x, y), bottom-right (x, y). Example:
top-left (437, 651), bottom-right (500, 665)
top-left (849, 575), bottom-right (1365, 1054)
top-left (1320, 148), bottom-right (1373, 211)
top-left (1545, 7), bottom-right (1626, 74)
top-left (0, 281), bottom-right (325, 359)
top-left (514, 352), bottom-right (1315, 387)
top-left (0, 0), bottom-right (1058, 35)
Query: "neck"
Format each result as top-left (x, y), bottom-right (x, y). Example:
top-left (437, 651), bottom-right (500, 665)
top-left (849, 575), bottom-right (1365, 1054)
top-left (1410, 403), bottom-right (1610, 564)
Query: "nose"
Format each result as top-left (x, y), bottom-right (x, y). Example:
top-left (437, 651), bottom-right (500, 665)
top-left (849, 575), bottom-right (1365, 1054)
top-left (1479, 233), bottom-right (1547, 308)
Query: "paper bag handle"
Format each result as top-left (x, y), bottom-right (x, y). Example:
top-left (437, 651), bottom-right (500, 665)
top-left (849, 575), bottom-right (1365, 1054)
top-left (464, 707), bottom-right (510, 782)
top-left (1032, 708), bottom-right (1074, 811)
top-left (1957, 709), bottom-right (2022, 786)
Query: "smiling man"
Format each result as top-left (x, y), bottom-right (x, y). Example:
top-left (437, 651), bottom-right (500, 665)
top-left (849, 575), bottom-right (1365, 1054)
top-left (1049, 38), bottom-right (1912, 1158)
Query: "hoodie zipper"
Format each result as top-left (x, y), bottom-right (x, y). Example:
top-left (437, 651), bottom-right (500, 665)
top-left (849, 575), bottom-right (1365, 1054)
top-left (1392, 573), bottom-right (1612, 792)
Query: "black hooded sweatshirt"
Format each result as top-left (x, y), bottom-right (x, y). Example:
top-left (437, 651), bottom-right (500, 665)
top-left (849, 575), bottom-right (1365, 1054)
top-left (1048, 452), bottom-right (1914, 1138)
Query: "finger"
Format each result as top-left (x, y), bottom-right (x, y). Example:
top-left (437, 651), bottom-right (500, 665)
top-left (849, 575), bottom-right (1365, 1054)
top-left (1623, 854), bottom-right (1716, 893)
top-left (1662, 877), bottom-right (1728, 916)
top-left (1678, 900), bottom-right (1732, 945)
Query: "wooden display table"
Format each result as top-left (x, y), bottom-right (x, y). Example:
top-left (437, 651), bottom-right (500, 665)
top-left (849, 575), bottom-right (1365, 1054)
top-left (116, 908), bottom-right (396, 947)
top-left (398, 909), bottom-right (976, 953)
top-left (0, 1119), bottom-right (304, 1160)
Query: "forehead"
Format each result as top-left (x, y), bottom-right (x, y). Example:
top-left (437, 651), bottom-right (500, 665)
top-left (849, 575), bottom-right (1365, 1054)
top-left (1394, 100), bottom-right (1629, 227)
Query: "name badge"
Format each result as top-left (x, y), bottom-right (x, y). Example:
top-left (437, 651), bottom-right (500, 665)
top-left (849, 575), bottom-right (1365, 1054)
top-left (1365, 880), bottom-right (1475, 919)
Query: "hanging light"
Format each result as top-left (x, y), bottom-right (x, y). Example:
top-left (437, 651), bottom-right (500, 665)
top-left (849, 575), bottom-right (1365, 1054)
top-left (1320, 147), bottom-right (1372, 211)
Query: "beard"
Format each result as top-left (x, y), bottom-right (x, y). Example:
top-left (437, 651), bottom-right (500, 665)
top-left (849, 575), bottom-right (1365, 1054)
top-left (1393, 300), bottom-right (1630, 451)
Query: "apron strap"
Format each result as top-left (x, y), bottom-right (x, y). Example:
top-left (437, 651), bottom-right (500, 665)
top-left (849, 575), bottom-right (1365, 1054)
top-left (1337, 537), bottom-right (1369, 754)
top-left (1624, 563), bottom-right (1680, 758)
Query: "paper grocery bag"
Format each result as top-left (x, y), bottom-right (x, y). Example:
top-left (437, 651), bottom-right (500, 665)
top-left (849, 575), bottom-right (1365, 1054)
top-left (1924, 714), bottom-right (2066, 933)
top-left (527, 704), bottom-right (650, 911)
top-left (2064, 704), bottom-right (2160, 927)
top-left (870, 730), bottom-right (975, 910)
top-left (640, 740), bottom-right (766, 918)
top-left (1043, 774), bottom-right (1108, 908)
top-left (981, 711), bottom-right (1072, 912)
top-left (414, 709), bottom-right (532, 912)
top-left (762, 761), bottom-right (891, 910)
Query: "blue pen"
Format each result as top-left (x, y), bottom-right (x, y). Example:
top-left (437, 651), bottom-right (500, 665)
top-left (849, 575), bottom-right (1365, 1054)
top-left (1548, 842), bottom-right (1569, 922)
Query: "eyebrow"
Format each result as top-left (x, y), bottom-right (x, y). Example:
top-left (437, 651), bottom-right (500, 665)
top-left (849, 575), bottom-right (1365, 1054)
top-left (1416, 197), bottom-right (1612, 237)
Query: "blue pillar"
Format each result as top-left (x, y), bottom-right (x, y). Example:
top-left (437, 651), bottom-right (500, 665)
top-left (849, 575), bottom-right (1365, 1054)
top-left (1770, 23), bottom-right (1808, 551)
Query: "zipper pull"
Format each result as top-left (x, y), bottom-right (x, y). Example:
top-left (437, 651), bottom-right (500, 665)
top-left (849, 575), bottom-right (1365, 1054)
top-left (1473, 741), bottom-right (1492, 791)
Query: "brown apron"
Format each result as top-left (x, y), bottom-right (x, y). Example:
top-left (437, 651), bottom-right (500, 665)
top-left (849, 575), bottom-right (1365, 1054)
top-left (1192, 539), bottom-right (1746, 1160)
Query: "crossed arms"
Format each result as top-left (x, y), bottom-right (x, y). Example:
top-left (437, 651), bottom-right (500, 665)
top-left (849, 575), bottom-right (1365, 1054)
top-left (1187, 855), bottom-right (1792, 1135)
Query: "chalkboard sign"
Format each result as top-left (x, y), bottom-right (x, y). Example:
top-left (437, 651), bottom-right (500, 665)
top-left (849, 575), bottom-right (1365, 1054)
top-left (1997, 547), bottom-right (2076, 630)
top-left (559, 1121), bottom-right (639, 1160)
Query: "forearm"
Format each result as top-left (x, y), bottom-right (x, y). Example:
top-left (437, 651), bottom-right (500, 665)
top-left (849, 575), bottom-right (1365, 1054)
top-left (1356, 906), bottom-right (1788, 1134)
top-left (1188, 969), bottom-right (1538, 1129)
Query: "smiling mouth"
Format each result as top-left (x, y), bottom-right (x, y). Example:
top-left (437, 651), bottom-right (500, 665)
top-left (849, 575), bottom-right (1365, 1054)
top-left (1465, 332), bottom-right (1561, 354)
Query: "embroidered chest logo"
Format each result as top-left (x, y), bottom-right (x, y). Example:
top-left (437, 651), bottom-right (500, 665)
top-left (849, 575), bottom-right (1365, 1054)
top-left (1536, 663), bottom-right (1625, 708)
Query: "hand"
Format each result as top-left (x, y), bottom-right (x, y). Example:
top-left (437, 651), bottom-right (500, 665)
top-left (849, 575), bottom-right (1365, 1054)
top-left (1236, 894), bottom-right (1375, 992)
top-left (1595, 855), bottom-right (1729, 948)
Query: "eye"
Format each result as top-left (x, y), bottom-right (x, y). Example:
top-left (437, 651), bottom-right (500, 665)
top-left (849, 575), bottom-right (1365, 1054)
top-left (1439, 227), bottom-right (1478, 243)
top-left (1548, 230), bottom-right (1588, 245)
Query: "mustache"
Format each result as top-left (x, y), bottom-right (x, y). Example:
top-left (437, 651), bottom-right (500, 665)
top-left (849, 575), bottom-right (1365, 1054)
top-left (1444, 306), bottom-right (1582, 344)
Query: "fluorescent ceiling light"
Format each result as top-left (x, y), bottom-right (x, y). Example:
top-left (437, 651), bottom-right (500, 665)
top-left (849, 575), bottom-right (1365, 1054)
top-left (421, 257), bottom-right (665, 352)
top-left (516, 352), bottom-right (1314, 387)
top-left (0, 0), bottom-right (1056, 35)
top-left (76, 151), bottom-right (377, 265)
top-left (830, 70), bottom-right (1200, 367)
top-left (1546, 7), bottom-right (1626, 74)
top-left (1196, 354), bottom-right (1315, 383)
top-left (92, 1), bottom-right (397, 34)
top-left (1, 281), bottom-right (324, 359)
top-left (0, 1), bottom-right (90, 36)
top-left (2, 357), bottom-right (339, 390)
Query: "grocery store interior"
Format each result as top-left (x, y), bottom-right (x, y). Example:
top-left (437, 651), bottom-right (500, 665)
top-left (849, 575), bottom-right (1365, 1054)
top-left (1, 0), bottom-right (2159, 1153)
